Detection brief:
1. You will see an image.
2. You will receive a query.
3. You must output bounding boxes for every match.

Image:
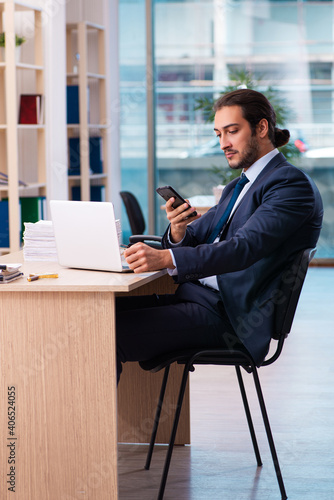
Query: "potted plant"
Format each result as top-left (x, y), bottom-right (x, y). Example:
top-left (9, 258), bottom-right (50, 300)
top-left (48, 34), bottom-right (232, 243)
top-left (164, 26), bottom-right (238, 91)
top-left (0, 32), bottom-right (26, 62)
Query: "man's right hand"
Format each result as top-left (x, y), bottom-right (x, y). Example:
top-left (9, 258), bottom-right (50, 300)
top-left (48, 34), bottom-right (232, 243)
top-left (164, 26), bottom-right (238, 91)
top-left (166, 197), bottom-right (201, 243)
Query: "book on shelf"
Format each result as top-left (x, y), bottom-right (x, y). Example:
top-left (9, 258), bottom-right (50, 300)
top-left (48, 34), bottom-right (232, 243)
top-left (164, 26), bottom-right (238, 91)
top-left (18, 94), bottom-right (44, 125)
top-left (20, 196), bottom-right (47, 240)
top-left (66, 85), bottom-right (90, 124)
top-left (0, 199), bottom-right (9, 247)
top-left (67, 85), bottom-right (79, 124)
top-left (68, 136), bottom-right (103, 175)
top-left (71, 185), bottom-right (106, 202)
top-left (0, 171), bottom-right (28, 187)
top-left (0, 196), bottom-right (47, 248)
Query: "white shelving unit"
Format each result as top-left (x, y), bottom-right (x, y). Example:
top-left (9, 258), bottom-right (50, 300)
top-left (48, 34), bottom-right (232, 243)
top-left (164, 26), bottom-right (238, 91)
top-left (0, 0), bottom-right (46, 253)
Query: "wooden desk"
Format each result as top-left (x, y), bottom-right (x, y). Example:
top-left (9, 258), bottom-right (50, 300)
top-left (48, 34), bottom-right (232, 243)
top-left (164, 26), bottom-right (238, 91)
top-left (0, 253), bottom-right (189, 500)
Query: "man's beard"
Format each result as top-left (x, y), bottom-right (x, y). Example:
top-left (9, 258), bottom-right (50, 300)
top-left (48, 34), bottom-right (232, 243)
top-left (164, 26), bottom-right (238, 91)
top-left (226, 135), bottom-right (260, 170)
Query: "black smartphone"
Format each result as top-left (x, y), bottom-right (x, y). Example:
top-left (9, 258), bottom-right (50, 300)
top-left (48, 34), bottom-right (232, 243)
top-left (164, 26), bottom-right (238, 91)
top-left (156, 185), bottom-right (197, 217)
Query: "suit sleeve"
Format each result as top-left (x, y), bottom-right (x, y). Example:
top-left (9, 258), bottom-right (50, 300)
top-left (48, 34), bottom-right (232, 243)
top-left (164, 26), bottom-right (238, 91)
top-left (162, 166), bottom-right (323, 283)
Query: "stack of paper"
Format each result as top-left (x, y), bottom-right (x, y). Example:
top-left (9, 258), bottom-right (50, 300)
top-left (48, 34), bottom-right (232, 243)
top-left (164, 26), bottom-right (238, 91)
top-left (23, 220), bottom-right (58, 262)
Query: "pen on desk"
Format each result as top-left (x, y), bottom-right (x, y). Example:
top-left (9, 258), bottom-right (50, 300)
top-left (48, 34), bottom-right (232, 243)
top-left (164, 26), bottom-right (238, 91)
top-left (27, 273), bottom-right (59, 282)
top-left (27, 275), bottom-right (39, 281)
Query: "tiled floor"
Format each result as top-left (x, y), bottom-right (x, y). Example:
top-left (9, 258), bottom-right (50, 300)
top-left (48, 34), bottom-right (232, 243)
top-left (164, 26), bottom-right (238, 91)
top-left (118, 268), bottom-right (334, 499)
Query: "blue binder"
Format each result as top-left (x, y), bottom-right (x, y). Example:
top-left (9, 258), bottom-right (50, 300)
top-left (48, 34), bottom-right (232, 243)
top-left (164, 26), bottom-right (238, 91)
top-left (68, 137), bottom-right (103, 175)
top-left (0, 200), bottom-right (9, 247)
top-left (67, 85), bottom-right (79, 124)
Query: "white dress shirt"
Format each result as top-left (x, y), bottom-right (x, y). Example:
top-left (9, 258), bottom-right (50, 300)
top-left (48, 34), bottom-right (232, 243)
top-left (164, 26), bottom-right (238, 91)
top-left (167, 148), bottom-right (279, 290)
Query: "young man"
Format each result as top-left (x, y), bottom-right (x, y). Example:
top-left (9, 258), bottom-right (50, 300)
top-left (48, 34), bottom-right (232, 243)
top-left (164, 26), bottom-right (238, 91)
top-left (116, 89), bottom-right (323, 383)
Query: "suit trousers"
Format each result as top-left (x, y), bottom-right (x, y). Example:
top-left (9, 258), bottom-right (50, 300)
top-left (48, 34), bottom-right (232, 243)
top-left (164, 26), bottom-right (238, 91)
top-left (116, 282), bottom-right (249, 383)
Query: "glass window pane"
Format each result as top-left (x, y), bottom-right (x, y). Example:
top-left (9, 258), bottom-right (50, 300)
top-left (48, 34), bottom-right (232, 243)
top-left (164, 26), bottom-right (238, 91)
top-left (153, 0), bottom-right (334, 257)
top-left (119, 0), bottom-right (148, 242)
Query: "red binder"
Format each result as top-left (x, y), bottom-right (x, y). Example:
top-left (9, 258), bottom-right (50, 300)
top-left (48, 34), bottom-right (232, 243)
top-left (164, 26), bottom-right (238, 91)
top-left (18, 94), bottom-right (43, 124)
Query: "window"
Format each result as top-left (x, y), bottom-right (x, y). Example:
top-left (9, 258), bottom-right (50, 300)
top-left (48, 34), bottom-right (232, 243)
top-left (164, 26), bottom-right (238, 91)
top-left (119, 0), bottom-right (334, 257)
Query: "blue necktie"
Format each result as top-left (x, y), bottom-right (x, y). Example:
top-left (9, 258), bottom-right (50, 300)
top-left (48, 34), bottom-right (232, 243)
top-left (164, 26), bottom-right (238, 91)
top-left (206, 174), bottom-right (249, 243)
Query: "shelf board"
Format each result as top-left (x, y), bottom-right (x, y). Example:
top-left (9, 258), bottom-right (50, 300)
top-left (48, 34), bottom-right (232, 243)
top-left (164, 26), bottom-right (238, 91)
top-left (68, 173), bottom-right (107, 181)
top-left (66, 72), bottom-right (106, 80)
top-left (0, 124), bottom-right (45, 130)
top-left (67, 124), bottom-right (108, 130)
top-left (88, 124), bottom-right (109, 130)
top-left (90, 173), bottom-right (107, 179)
top-left (16, 63), bottom-right (44, 71)
top-left (0, 182), bottom-right (46, 192)
top-left (19, 182), bottom-right (46, 190)
top-left (17, 124), bottom-right (45, 130)
top-left (0, 62), bottom-right (43, 70)
top-left (87, 72), bottom-right (106, 80)
top-left (67, 22), bottom-right (105, 32)
top-left (85, 22), bottom-right (105, 31)
top-left (0, 1), bottom-right (43, 12)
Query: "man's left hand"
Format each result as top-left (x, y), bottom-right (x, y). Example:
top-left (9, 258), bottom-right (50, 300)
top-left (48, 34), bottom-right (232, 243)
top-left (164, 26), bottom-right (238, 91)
top-left (124, 243), bottom-right (174, 273)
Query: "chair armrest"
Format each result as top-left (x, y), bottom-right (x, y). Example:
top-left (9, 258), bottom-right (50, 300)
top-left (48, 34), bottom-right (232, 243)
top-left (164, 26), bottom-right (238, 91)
top-left (129, 234), bottom-right (162, 249)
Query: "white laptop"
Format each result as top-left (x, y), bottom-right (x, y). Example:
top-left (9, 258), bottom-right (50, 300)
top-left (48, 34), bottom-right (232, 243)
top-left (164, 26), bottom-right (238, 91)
top-left (50, 200), bottom-right (131, 273)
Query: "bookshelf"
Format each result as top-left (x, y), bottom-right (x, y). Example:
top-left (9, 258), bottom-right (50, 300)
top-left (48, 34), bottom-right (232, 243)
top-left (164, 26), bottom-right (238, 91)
top-left (0, 0), bottom-right (46, 253)
top-left (66, 21), bottom-right (108, 202)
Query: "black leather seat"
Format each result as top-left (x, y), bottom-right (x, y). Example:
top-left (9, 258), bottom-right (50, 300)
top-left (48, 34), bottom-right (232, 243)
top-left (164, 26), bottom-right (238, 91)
top-left (120, 191), bottom-right (162, 248)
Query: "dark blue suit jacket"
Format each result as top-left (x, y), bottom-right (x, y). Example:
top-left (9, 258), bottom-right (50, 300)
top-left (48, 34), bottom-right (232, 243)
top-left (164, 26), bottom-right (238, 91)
top-left (162, 153), bottom-right (323, 365)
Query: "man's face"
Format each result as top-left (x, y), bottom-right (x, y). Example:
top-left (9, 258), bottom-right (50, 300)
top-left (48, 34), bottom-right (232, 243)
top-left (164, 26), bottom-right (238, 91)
top-left (214, 105), bottom-right (261, 171)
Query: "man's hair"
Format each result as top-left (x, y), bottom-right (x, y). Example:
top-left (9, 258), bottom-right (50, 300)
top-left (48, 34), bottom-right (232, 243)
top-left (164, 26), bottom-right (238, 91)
top-left (213, 89), bottom-right (290, 148)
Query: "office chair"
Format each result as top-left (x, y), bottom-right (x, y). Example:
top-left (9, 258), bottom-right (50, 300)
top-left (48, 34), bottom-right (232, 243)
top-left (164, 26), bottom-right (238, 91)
top-left (140, 247), bottom-right (316, 500)
top-left (119, 191), bottom-right (162, 248)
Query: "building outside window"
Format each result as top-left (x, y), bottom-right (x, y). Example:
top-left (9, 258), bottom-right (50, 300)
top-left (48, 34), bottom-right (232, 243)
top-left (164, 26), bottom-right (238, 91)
top-left (120, 0), bottom-right (334, 258)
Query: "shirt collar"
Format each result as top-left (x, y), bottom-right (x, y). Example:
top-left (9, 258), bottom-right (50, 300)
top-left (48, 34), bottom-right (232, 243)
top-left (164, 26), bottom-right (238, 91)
top-left (243, 148), bottom-right (279, 184)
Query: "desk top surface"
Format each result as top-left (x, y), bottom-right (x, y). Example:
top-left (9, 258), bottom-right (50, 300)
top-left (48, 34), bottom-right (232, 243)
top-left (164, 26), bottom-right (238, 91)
top-left (0, 251), bottom-right (167, 293)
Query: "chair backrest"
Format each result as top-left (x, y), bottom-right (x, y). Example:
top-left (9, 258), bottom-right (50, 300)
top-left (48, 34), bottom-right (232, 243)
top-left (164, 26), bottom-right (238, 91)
top-left (120, 191), bottom-right (146, 235)
top-left (274, 247), bottom-right (316, 340)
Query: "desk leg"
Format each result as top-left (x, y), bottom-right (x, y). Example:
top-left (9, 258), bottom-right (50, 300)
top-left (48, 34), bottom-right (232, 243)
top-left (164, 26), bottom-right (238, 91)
top-left (0, 291), bottom-right (118, 500)
top-left (117, 274), bottom-right (190, 445)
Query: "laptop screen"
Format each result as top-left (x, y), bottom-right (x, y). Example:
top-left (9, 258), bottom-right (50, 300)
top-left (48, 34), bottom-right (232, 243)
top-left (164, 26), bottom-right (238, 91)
top-left (50, 200), bottom-right (126, 272)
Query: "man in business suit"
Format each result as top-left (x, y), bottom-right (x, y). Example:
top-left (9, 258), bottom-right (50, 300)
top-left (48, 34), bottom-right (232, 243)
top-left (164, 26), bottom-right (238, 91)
top-left (116, 89), bottom-right (323, 383)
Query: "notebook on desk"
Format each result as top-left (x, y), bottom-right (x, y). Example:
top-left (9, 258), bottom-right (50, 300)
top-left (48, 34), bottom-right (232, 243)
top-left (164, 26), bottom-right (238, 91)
top-left (50, 200), bottom-right (132, 273)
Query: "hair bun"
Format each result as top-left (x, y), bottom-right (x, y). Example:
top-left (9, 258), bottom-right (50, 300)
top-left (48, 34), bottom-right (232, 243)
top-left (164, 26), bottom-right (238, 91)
top-left (275, 128), bottom-right (290, 148)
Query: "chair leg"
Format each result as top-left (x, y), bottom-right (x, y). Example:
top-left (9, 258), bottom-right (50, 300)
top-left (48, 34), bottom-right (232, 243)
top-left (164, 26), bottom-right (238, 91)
top-left (252, 368), bottom-right (288, 500)
top-left (235, 366), bottom-right (262, 467)
top-left (157, 363), bottom-right (190, 500)
top-left (145, 365), bottom-right (170, 470)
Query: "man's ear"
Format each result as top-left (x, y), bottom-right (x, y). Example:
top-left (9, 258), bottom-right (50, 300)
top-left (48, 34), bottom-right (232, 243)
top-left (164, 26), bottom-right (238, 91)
top-left (257, 118), bottom-right (269, 138)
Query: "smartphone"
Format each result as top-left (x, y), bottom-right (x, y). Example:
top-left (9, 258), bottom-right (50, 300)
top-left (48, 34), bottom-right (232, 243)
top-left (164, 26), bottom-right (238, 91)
top-left (156, 185), bottom-right (197, 217)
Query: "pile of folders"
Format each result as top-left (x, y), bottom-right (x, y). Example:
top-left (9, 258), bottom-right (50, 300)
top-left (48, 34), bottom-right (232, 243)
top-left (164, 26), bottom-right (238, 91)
top-left (0, 263), bottom-right (23, 283)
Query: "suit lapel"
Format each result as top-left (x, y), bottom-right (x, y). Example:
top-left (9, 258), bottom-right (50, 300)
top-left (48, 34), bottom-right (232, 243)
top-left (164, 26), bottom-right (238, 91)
top-left (218, 153), bottom-right (287, 238)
